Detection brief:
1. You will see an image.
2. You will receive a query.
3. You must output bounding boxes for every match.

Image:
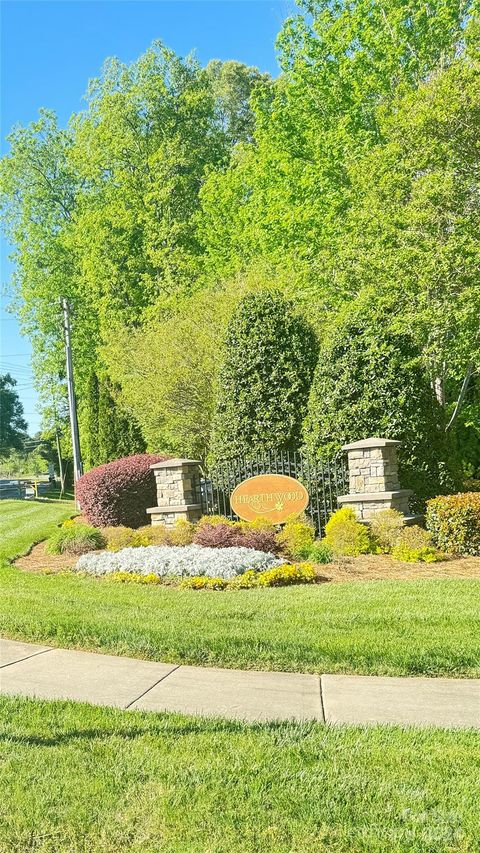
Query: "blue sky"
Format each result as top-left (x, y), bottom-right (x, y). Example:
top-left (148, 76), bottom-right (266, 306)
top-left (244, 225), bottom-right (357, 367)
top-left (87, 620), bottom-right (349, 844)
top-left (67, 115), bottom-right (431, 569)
top-left (1, 0), bottom-right (287, 434)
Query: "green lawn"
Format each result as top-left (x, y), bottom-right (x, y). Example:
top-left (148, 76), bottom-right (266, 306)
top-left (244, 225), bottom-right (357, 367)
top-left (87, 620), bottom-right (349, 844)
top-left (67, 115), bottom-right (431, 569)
top-left (2, 498), bottom-right (480, 853)
top-left (1, 500), bottom-right (479, 677)
top-left (0, 695), bottom-right (479, 853)
top-left (0, 498), bottom-right (75, 562)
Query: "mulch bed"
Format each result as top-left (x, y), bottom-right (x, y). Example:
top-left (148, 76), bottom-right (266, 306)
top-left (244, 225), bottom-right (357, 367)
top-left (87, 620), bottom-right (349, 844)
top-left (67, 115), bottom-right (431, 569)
top-left (14, 542), bottom-right (480, 582)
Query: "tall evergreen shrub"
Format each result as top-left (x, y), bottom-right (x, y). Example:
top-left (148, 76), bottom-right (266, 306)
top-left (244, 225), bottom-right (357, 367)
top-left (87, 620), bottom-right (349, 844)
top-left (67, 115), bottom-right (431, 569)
top-left (210, 291), bottom-right (318, 462)
top-left (83, 371), bottom-right (145, 469)
top-left (303, 298), bottom-right (459, 507)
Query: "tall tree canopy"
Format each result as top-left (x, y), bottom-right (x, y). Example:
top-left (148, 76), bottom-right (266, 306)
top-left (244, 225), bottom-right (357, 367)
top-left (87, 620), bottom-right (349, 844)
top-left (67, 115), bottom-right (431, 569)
top-left (0, 374), bottom-right (28, 456)
top-left (0, 44), bottom-right (268, 465)
top-left (1, 3), bottom-right (479, 478)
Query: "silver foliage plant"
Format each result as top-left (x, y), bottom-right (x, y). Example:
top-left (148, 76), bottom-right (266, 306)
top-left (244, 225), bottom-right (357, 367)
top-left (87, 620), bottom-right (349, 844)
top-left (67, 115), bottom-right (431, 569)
top-left (75, 544), bottom-right (282, 579)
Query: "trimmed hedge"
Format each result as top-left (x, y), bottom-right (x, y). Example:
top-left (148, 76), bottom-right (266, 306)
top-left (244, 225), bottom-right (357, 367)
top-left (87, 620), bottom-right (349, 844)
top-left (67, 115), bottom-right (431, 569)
top-left (426, 492), bottom-right (480, 556)
top-left (210, 290), bottom-right (318, 462)
top-left (76, 454), bottom-right (169, 528)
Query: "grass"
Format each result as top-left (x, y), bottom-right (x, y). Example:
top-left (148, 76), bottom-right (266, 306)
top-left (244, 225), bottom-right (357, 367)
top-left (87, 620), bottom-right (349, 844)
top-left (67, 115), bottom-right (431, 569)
top-left (0, 498), bottom-right (76, 562)
top-left (1, 568), bottom-right (479, 677)
top-left (1, 695), bottom-right (479, 853)
top-left (1, 499), bottom-right (479, 677)
top-left (1, 500), bottom-right (479, 852)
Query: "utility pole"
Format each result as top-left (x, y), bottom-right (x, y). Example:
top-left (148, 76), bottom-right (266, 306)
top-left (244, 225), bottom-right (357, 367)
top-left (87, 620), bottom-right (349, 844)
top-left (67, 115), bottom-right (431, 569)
top-left (62, 298), bottom-right (83, 484)
top-left (55, 426), bottom-right (65, 497)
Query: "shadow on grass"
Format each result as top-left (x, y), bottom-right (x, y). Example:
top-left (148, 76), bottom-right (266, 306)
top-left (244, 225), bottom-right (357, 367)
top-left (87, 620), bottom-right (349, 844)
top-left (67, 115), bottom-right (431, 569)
top-left (0, 713), bottom-right (311, 748)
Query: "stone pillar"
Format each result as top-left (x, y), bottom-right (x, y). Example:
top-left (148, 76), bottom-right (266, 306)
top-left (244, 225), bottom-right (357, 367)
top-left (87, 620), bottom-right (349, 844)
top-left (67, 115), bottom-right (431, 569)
top-left (337, 437), bottom-right (413, 521)
top-left (146, 458), bottom-right (203, 528)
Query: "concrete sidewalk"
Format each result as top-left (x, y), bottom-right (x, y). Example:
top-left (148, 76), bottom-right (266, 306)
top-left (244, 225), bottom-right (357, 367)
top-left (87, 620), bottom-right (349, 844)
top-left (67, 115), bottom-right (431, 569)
top-left (1, 638), bottom-right (479, 728)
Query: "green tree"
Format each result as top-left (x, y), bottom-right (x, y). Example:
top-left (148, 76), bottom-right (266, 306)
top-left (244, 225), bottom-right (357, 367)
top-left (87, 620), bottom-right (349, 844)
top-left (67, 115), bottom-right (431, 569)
top-left (205, 60), bottom-right (272, 145)
top-left (211, 291), bottom-right (318, 462)
top-left (0, 374), bottom-right (28, 456)
top-left (103, 285), bottom-right (243, 462)
top-left (82, 371), bottom-right (145, 468)
top-left (0, 45), bottom-right (266, 454)
top-left (303, 295), bottom-right (459, 506)
top-left (325, 45), bottom-right (480, 447)
top-left (200, 0), bottom-right (473, 290)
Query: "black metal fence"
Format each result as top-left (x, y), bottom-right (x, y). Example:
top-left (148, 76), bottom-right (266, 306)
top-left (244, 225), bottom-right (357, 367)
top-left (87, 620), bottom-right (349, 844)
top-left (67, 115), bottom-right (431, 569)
top-left (198, 450), bottom-right (348, 535)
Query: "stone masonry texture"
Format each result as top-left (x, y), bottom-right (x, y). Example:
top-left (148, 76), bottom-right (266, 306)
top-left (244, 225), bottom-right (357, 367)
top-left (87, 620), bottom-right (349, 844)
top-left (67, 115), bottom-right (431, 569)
top-left (338, 438), bottom-right (412, 521)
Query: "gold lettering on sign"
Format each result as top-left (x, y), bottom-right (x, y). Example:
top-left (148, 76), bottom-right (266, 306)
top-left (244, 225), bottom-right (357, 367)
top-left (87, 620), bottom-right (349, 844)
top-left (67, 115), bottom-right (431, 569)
top-left (230, 474), bottom-right (309, 524)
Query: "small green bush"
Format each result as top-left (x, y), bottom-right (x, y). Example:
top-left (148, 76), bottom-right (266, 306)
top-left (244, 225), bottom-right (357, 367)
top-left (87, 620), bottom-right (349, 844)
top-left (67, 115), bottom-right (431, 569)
top-left (301, 540), bottom-right (334, 564)
top-left (46, 523), bottom-right (106, 556)
top-left (276, 515), bottom-right (315, 559)
top-left (391, 525), bottom-right (441, 563)
top-left (426, 492), bottom-right (480, 556)
top-left (324, 508), bottom-right (372, 556)
top-left (369, 509), bottom-right (406, 552)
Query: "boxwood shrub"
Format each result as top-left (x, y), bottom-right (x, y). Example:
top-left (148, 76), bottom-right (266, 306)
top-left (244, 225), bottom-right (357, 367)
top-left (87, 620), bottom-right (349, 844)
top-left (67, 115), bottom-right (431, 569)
top-left (76, 453), bottom-right (169, 528)
top-left (426, 492), bottom-right (480, 556)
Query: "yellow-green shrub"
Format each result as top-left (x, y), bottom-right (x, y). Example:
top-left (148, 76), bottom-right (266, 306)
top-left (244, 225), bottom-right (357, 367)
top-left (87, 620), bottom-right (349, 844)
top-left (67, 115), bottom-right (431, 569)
top-left (107, 571), bottom-right (162, 584)
top-left (391, 526), bottom-right (441, 563)
top-left (227, 570), bottom-right (260, 589)
top-left (369, 509), bottom-right (405, 552)
top-left (105, 520), bottom-right (194, 551)
top-left (426, 492), bottom-right (480, 556)
top-left (229, 562), bottom-right (317, 589)
top-left (105, 527), bottom-right (140, 551)
top-left (180, 563), bottom-right (317, 590)
top-left (324, 507), bottom-right (372, 556)
top-left (276, 514), bottom-right (315, 558)
top-left (169, 519), bottom-right (196, 546)
top-left (257, 562), bottom-right (316, 586)
top-left (180, 576), bottom-right (227, 590)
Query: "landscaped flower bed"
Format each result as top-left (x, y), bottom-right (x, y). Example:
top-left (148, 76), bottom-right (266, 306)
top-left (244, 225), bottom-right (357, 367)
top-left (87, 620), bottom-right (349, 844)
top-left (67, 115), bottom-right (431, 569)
top-left (75, 544), bottom-right (283, 579)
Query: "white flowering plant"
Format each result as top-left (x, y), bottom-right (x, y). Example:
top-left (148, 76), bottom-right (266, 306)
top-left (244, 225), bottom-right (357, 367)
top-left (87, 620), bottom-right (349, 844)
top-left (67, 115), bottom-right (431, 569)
top-left (75, 544), bottom-right (282, 580)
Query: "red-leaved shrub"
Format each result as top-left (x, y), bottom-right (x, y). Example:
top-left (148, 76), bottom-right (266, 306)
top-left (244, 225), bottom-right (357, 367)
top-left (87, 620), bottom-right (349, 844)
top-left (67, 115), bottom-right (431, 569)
top-left (241, 528), bottom-right (281, 554)
top-left (194, 523), bottom-right (240, 549)
top-left (76, 454), bottom-right (169, 528)
top-left (193, 521), bottom-right (280, 553)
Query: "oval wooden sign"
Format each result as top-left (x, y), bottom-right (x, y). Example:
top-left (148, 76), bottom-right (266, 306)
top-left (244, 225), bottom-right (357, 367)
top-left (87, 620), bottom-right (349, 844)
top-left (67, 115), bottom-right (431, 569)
top-left (230, 473), bottom-right (309, 524)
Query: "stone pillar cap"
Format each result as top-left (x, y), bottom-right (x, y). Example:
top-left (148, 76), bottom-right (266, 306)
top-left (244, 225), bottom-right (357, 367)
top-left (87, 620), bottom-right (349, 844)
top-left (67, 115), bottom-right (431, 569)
top-left (150, 458), bottom-right (201, 469)
top-left (342, 437), bottom-right (401, 451)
